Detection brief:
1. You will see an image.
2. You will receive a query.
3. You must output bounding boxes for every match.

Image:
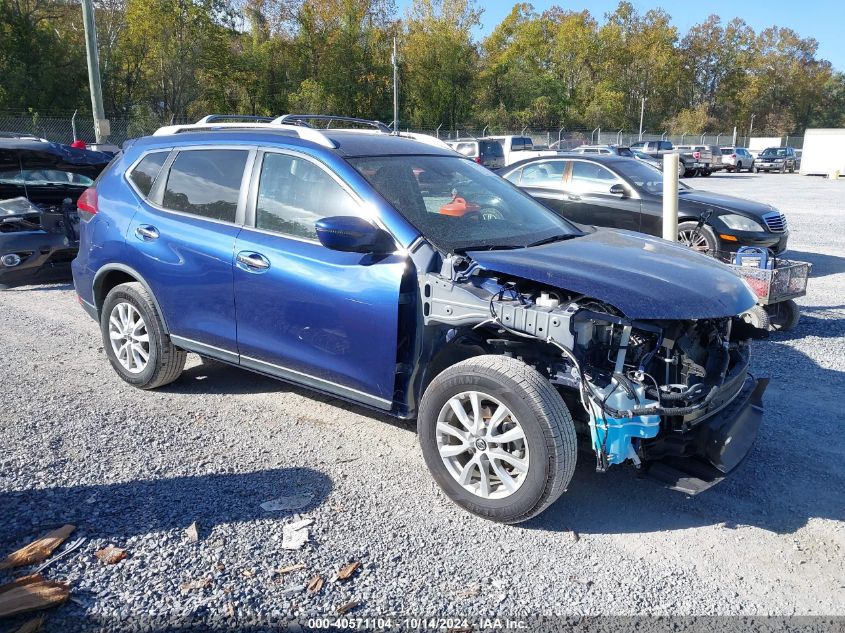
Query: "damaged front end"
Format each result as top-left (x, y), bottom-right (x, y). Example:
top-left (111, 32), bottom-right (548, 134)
top-left (0, 139), bottom-right (112, 289)
top-left (420, 252), bottom-right (767, 494)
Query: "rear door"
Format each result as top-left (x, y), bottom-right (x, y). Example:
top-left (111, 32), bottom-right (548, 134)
top-left (232, 149), bottom-right (405, 409)
top-left (511, 159), bottom-right (568, 216)
top-left (125, 146), bottom-right (253, 356)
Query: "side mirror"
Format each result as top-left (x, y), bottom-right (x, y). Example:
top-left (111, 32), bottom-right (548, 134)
top-left (315, 216), bottom-right (393, 254)
top-left (609, 183), bottom-right (628, 197)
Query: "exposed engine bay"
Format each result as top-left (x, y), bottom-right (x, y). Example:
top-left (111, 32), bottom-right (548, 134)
top-left (419, 253), bottom-right (764, 480)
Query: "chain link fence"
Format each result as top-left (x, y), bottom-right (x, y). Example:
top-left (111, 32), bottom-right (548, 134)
top-left (0, 111), bottom-right (804, 150)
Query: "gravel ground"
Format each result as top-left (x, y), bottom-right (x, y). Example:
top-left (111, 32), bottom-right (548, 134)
top-left (1, 172), bottom-right (844, 631)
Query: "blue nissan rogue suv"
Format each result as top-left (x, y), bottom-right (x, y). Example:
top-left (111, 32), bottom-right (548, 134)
top-left (73, 114), bottom-right (768, 523)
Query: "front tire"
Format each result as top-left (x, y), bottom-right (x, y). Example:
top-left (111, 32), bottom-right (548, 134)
top-left (767, 299), bottom-right (800, 331)
top-left (101, 282), bottom-right (186, 389)
top-left (677, 221), bottom-right (717, 255)
top-left (418, 355), bottom-right (577, 524)
top-left (741, 305), bottom-right (770, 331)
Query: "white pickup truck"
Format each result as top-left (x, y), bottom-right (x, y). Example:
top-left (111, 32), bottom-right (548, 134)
top-left (485, 135), bottom-right (563, 166)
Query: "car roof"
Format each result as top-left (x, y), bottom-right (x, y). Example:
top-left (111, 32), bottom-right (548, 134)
top-left (503, 153), bottom-right (632, 171)
top-left (130, 128), bottom-right (457, 158)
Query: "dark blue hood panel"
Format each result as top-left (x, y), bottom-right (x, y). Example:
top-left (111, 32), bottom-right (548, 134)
top-left (467, 229), bottom-right (757, 320)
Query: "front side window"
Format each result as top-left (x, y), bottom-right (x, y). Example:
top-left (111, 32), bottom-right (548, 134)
top-left (350, 155), bottom-right (578, 252)
top-left (129, 151), bottom-right (169, 197)
top-left (162, 149), bottom-right (248, 222)
top-left (521, 161), bottom-right (565, 187)
top-left (570, 161), bottom-right (622, 193)
top-left (255, 153), bottom-right (358, 240)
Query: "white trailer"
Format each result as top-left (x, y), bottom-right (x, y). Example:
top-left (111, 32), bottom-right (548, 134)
top-left (799, 128), bottom-right (845, 176)
top-left (748, 136), bottom-right (783, 158)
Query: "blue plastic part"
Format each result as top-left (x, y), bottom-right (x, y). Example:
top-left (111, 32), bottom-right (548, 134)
top-left (734, 246), bottom-right (773, 269)
top-left (587, 381), bottom-right (660, 465)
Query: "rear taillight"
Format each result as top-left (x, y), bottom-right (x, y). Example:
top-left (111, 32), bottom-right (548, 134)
top-left (693, 151), bottom-right (701, 159)
top-left (474, 156), bottom-right (482, 164)
top-left (731, 153), bottom-right (737, 158)
top-left (77, 187), bottom-right (98, 220)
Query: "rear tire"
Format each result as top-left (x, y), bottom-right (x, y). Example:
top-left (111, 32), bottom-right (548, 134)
top-left (741, 305), bottom-right (770, 331)
top-left (700, 169), bottom-right (711, 177)
top-left (100, 282), bottom-right (186, 389)
top-left (418, 355), bottom-right (577, 524)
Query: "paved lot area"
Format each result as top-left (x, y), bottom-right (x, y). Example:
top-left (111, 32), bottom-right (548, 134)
top-left (1, 172), bottom-right (843, 630)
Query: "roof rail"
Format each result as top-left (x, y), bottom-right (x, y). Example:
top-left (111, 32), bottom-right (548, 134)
top-left (152, 121), bottom-right (337, 148)
top-left (196, 114), bottom-right (275, 124)
top-left (274, 114), bottom-right (392, 134)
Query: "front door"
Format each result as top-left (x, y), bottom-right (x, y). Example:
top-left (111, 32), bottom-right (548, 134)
top-left (233, 150), bottom-right (405, 409)
top-left (562, 160), bottom-right (641, 232)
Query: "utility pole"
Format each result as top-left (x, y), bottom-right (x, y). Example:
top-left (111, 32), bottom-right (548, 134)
top-left (392, 37), bottom-right (399, 135)
top-left (638, 97), bottom-right (646, 141)
top-left (81, 0), bottom-right (109, 144)
top-left (748, 113), bottom-right (756, 140)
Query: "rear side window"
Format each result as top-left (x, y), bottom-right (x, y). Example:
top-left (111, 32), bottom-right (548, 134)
top-left (255, 153), bottom-right (358, 240)
top-left (617, 147), bottom-right (634, 157)
top-left (521, 161), bottom-right (565, 187)
top-left (162, 149), bottom-right (248, 223)
top-left (455, 142), bottom-right (477, 157)
top-left (129, 151), bottom-right (169, 198)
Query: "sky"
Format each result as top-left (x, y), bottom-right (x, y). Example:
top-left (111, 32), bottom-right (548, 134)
top-left (398, 0), bottom-right (843, 71)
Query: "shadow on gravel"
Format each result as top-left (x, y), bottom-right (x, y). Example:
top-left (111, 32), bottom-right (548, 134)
top-left (525, 338), bottom-right (845, 537)
top-left (786, 249), bottom-right (845, 278)
top-left (0, 467), bottom-right (333, 551)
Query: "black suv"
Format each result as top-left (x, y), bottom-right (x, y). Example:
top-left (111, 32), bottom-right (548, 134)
top-left (757, 147), bottom-right (799, 173)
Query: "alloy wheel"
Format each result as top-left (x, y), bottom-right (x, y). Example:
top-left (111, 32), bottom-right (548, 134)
top-left (435, 391), bottom-right (530, 499)
top-left (108, 302), bottom-right (150, 374)
top-left (678, 229), bottom-right (710, 252)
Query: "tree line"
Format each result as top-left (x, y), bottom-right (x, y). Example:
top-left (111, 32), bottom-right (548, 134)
top-left (2, 0), bottom-right (843, 136)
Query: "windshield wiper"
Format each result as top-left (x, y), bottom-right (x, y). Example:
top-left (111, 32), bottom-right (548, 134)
top-left (525, 234), bottom-right (580, 248)
top-left (461, 244), bottom-right (522, 252)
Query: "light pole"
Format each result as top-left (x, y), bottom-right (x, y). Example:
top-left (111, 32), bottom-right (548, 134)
top-left (638, 97), bottom-right (646, 141)
top-left (392, 37), bottom-right (399, 135)
top-left (81, 0), bottom-right (108, 143)
top-left (748, 113), bottom-right (756, 140)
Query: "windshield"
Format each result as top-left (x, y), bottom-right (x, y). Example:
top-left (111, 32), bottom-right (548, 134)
top-left (613, 159), bottom-right (691, 194)
top-left (761, 148), bottom-right (787, 157)
top-left (349, 155), bottom-right (580, 252)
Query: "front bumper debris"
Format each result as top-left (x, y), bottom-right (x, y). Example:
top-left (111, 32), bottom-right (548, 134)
top-left (643, 376), bottom-right (768, 495)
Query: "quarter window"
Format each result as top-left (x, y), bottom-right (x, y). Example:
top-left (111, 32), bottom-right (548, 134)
top-left (255, 153), bottom-right (358, 240)
top-left (162, 149), bottom-right (248, 223)
top-left (129, 151), bottom-right (169, 197)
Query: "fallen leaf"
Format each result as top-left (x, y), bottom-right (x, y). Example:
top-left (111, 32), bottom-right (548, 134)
top-left (260, 493), bottom-right (313, 512)
top-left (215, 562), bottom-right (226, 572)
top-left (240, 569), bottom-right (254, 578)
top-left (185, 522), bottom-right (199, 543)
top-left (11, 616), bottom-right (44, 633)
top-left (180, 577), bottom-right (212, 591)
top-left (337, 561), bottom-right (360, 581)
top-left (306, 575), bottom-right (324, 594)
top-left (335, 599), bottom-right (359, 615)
top-left (0, 575), bottom-right (70, 617)
top-left (0, 525), bottom-right (76, 569)
top-left (224, 601), bottom-right (235, 617)
top-left (276, 563), bottom-right (306, 575)
top-left (95, 546), bottom-right (127, 565)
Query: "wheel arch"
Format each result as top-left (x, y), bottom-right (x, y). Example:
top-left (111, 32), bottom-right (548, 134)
top-left (93, 264), bottom-right (169, 333)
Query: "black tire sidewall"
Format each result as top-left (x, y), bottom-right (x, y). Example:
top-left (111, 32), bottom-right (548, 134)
top-left (100, 285), bottom-right (165, 387)
top-left (419, 371), bottom-right (555, 521)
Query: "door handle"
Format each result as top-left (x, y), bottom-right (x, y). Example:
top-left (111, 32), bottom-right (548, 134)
top-left (135, 225), bottom-right (159, 240)
top-left (236, 251), bottom-right (270, 271)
